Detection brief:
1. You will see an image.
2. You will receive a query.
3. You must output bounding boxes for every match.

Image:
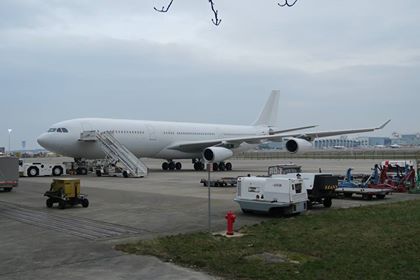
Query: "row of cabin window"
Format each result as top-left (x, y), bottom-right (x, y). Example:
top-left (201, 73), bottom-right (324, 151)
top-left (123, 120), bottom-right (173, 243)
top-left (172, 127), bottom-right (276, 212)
top-left (106, 130), bottom-right (145, 134)
top-left (169, 132), bottom-right (216, 136)
top-left (48, 128), bottom-right (69, 133)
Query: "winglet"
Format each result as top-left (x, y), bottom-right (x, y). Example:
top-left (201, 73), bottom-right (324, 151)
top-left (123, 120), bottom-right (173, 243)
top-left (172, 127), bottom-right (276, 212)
top-left (376, 120), bottom-right (391, 130)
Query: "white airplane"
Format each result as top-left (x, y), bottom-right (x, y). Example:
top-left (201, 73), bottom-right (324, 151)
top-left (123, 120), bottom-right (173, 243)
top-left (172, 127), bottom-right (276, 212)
top-left (37, 91), bottom-right (390, 171)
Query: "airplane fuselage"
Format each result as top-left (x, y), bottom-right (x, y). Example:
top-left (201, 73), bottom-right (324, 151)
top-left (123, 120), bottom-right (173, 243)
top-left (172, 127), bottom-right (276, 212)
top-left (37, 118), bottom-right (270, 160)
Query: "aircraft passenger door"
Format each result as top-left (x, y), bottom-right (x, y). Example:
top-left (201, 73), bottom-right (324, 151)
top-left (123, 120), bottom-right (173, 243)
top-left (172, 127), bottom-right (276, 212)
top-left (81, 122), bottom-right (94, 133)
top-left (146, 124), bottom-right (157, 141)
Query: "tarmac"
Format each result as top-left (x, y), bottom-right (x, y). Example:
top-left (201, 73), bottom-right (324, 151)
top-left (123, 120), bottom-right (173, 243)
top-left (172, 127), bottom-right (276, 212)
top-left (1, 158), bottom-right (419, 280)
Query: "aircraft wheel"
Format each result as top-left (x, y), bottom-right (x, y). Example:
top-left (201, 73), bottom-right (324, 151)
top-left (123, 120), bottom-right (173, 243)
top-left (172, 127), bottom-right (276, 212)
top-left (194, 162), bottom-right (199, 171)
top-left (162, 162), bottom-right (169, 171)
top-left (168, 162), bottom-right (175, 171)
top-left (213, 162), bottom-right (219, 172)
top-left (226, 162), bottom-right (232, 171)
top-left (219, 162), bottom-right (226, 171)
top-left (175, 162), bottom-right (182, 170)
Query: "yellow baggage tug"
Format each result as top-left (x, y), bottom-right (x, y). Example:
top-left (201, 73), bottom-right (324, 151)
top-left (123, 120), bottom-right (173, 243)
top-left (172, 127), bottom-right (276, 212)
top-left (44, 178), bottom-right (89, 209)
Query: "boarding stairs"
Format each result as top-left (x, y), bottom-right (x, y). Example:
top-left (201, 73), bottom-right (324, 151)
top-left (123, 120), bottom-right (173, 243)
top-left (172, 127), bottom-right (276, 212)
top-left (86, 131), bottom-right (148, 177)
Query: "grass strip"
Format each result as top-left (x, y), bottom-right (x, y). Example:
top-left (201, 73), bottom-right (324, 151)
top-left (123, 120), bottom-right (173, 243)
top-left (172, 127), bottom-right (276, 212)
top-left (116, 200), bottom-right (420, 280)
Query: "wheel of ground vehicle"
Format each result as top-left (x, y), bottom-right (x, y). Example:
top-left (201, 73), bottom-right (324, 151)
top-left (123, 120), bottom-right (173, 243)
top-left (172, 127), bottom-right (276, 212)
top-left (241, 208), bottom-right (252, 214)
top-left (81, 199), bottom-right (89, 208)
top-left (96, 170), bottom-right (102, 177)
top-left (27, 166), bottom-right (39, 177)
top-left (175, 162), bottom-right (182, 170)
top-left (77, 167), bottom-right (88, 175)
top-left (376, 194), bottom-right (386, 199)
top-left (123, 171), bottom-right (129, 178)
top-left (344, 193), bottom-right (353, 198)
top-left (46, 199), bottom-right (53, 208)
top-left (362, 194), bottom-right (373, 200)
top-left (58, 200), bottom-right (66, 209)
top-left (323, 198), bottom-right (333, 208)
top-left (52, 166), bottom-right (63, 176)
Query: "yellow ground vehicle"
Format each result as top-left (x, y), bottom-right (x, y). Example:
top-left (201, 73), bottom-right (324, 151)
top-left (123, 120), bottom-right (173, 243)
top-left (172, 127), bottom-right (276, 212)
top-left (44, 179), bottom-right (89, 209)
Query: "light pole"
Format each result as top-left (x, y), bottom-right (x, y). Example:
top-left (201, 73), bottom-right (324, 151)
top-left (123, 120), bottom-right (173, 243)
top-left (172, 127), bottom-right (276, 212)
top-left (7, 129), bottom-right (12, 155)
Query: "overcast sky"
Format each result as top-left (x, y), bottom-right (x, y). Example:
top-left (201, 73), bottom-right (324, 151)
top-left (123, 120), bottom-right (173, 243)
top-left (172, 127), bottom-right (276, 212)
top-left (1, 0), bottom-right (419, 149)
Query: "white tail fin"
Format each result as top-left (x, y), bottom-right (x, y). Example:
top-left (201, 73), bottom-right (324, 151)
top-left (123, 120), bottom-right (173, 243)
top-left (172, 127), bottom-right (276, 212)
top-left (253, 90), bottom-right (280, 127)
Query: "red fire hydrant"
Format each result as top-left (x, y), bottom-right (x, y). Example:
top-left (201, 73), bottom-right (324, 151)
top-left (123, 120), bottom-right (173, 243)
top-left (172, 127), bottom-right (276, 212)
top-left (225, 211), bottom-right (236, 236)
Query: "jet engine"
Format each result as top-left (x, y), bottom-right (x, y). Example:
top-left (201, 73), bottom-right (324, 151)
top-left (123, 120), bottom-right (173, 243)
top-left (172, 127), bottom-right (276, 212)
top-left (203, 147), bottom-right (234, 162)
top-left (285, 138), bottom-right (313, 154)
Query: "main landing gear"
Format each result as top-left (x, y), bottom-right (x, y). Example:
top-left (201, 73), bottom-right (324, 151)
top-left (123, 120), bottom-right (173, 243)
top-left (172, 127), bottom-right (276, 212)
top-left (161, 159), bottom-right (233, 172)
top-left (193, 159), bottom-right (233, 172)
top-left (212, 162), bottom-right (233, 172)
top-left (162, 161), bottom-right (183, 171)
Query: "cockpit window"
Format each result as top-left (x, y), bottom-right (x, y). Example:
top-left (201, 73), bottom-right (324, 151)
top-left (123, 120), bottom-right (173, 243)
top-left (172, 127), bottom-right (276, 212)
top-left (48, 128), bottom-right (57, 133)
top-left (57, 128), bottom-right (63, 133)
top-left (62, 128), bottom-right (69, 133)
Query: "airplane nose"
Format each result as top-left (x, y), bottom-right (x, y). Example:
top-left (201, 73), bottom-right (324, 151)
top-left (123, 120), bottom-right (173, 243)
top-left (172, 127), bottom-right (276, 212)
top-left (37, 133), bottom-right (49, 148)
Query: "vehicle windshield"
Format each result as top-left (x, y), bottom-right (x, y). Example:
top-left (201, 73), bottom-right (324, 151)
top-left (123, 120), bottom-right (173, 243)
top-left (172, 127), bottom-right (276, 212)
top-left (48, 128), bottom-right (56, 132)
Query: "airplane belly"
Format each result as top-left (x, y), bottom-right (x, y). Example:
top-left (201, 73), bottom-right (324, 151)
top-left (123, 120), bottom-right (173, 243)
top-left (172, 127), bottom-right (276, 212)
top-left (156, 149), bottom-right (201, 160)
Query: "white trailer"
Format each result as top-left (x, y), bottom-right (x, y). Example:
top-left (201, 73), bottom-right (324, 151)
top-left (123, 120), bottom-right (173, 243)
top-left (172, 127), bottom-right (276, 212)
top-left (234, 177), bottom-right (308, 215)
top-left (275, 173), bottom-right (338, 208)
top-left (19, 157), bottom-right (73, 177)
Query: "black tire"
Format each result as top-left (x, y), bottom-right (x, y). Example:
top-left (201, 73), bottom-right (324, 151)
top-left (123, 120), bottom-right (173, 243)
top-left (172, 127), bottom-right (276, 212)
top-left (226, 162), bottom-right (233, 171)
top-left (194, 162), bottom-right (199, 171)
top-left (96, 170), bottom-right (102, 177)
top-left (362, 194), bottom-right (373, 200)
top-left (376, 194), bottom-right (386, 199)
top-left (241, 208), bottom-right (252, 214)
top-left (168, 162), bottom-right (175, 171)
top-left (175, 162), bottom-right (182, 170)
top-left (219, 162), bottom-right (226, 171)
top-left (58, 200), bottom-right (66, 209)
top-left (46, 199), bottom-right (53, 208)
top-left (27, 167), bottom-right (39, 177)
top-left (77, 167), bottom-right (88, 175)
top-left (213, 163), bottom-right (219, 172)
top-left (123, 171), bottom-right (129, 178)
top-left (323, 198), bottom-right (333, 208)
top-left (52, 166), bottom-right (63, 176)
top-left (199, 163), bottom-right (205, 171)
top-left (344, 193), bottom-right (353, 198)
top-left (162, 162), bottom-right (169, 171)
top-left (82, 199), bottom-right (89, 208)
top-left (3, 187), bottom-right (12, 192)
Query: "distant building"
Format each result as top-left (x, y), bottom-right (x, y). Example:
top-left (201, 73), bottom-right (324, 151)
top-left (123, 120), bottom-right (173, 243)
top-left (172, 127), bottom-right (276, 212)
top-left (355, 137), bottom-right (392, 147)
top-left (314, 138), bottom-right (362, 149)
top-left (392, 134), bottom-right (420, 146)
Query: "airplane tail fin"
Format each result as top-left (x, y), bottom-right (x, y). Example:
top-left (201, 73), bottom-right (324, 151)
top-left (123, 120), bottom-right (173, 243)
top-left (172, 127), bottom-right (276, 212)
top-left (252, 90), bottom-right (280, 127)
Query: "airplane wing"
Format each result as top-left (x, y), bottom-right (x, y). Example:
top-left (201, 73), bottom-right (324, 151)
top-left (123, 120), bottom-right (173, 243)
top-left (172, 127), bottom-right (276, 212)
top-left (167, 120), bottom-right (390, 153)
top-left (281, 120), bottom-right (391, 142)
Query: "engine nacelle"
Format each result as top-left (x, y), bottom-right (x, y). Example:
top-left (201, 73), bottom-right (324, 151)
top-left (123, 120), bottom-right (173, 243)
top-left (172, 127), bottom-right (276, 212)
top-left (285, 138), bottom-right (313, 154)
top-left (203, 147), bottom-right (234, 162)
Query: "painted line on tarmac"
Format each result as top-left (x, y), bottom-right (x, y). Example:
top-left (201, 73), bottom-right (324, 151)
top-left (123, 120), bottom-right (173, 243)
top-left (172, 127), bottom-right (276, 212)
top-left (0, 202), bottom-right (148, 240)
